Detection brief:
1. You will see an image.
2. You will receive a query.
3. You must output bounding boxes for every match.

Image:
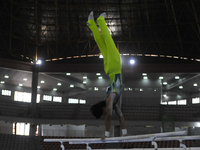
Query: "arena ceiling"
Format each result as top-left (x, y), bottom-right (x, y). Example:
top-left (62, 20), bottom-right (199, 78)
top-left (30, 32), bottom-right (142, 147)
top-left (0, 0), bottom-right (200, 62)
top-left (0, 0), bottom-right (200, 102)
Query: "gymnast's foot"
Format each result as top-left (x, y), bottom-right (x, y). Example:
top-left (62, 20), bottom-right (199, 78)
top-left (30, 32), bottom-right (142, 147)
top-left (100, 12), bottom-right (106, 18)
top-left (88, 11), bottom-right (94, 20)
top-left (87, 11), bottom-right (94, 26)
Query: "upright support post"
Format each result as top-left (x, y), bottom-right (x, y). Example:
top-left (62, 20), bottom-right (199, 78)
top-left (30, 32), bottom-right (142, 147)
top-left (151, 137), bottom-right (158, 150)
top-left (31, 64), bottom-right (38, 117)
top-left (179, 140), bottom-right (187, 150)
top-left (86, 143), bottom-right (92, 150)
top-left (29, 64), bottom-right (38, 136)
top-left (60, 142), bottom-right (65, 150)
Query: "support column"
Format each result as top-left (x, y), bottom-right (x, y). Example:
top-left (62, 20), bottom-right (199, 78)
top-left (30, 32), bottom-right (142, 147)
top-left (186, 94), bottom-right (192, 106)
top-left (31, 64), bottom-right (38, 115)
top-left (30, 64), bottom-right (39, 136)
top-left (30, 123), bottom-right (37, 137)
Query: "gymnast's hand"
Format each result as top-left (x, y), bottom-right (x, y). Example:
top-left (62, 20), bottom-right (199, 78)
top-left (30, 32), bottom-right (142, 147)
top-left (101, 135), bottom-right (107, 141)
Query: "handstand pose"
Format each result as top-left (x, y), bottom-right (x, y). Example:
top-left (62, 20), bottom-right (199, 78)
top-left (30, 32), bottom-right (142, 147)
top-left (87, 11), bottom-right (127, 140)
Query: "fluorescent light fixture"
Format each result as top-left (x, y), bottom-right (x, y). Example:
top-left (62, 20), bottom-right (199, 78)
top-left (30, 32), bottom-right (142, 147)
top-left (4, 75), bottom-right (9, 78)
top-left (83, 81), bottom-right (87, 84)
top-left (159, 76), bottom-right (164, 80)
top-left (70, 85), bottom-right (74, 88)
top-left (23, 78), bottom-right (27, 81)
top-left (53, 88), bottom-right (57, 91)
top-left (37, 86), bottom-right (40, 89)
top-left (193, 83), bottom-right (198, 86)
top-left (96, 73), bottom-right (101, 76)
top-left (66, 73), bottom-right (71, 75)
top-left (19, 84), bottom-right (23, 86)
top-left (130, 59), bottom-right (135, 64)
top-left (143, 76), bottom-right (148, 79)
top-left (98, 76), bottom-right (103, 79)
top-left (94, 87), bottom-right (98, 91)
top-left (36, 60), bottom-right (42, 64)
top-left (142, 73), bottom-right (147, 76)
top-left (57, 83), bottom-right (62, 86)
top-left (1, 81), bottom-right (5, 84)
top-left (41, 80), bottom-right (45, 83)
top-left (83, 76), bottom-right (87, 79)
top-left (175, 76), bottom-right (180, 79)
top-left (179, 86), bottom-right (183, 89)
top-left (163, 82), bottom-right (167, 85)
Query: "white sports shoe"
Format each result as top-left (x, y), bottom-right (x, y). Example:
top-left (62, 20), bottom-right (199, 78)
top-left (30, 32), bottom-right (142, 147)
top-left (100, 12), bottom-right (106, 18)
top-left (88, 11), bottom-right (94, 20)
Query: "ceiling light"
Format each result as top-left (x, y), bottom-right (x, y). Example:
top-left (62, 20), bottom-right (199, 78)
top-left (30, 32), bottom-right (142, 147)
top-left (83, 81), bottom-right (87, 84)
top-left (57, 83), bottom-right (62, 86)
top-left (70, 85), bottom-right (74, 88)
top-left (83, 76), bottom-right (87, 79)
top-left (159, 76), bottom-right (164, 80)
top-left (96, 73), bottom-right (101, 76)
top-left (179, 86), bottom-right (183, 89)
top-left (130, 59), bottom-right (135, 64)
top-left (41, 80), bottom-right (45, 83)
top-left (98, 76), bottom-right (103, 79)
top-left (36, 60), bottom-right (42, 64)
top-left (163, 94), bottom-right (168, 98)
top-left (140, 88), bottom-right (143, 91)
top-left (193, 83), bottom-right (198, 86)
top-left (143, 76), bottom-right (148, 79)
top-left (37, 86), bottom-right (40, 89)
top-left (19, 84), bottom-right (23, 86)
top-left (142, 73), bottom-right (147, 76)
top-left (1, 81), bottom-right (5, 84)
top-left (23, 78), bottom-right (27, 81)
top-left (4, 75), bottom-right (9, 78)
top-left (175, 76), bottom-right (180, 79)
top-left (66, 73), bottom-right (71, 75)
top-left (163, 82), bottom-right (167, 85)
top-left (53, 88), bottom-right (57, 91)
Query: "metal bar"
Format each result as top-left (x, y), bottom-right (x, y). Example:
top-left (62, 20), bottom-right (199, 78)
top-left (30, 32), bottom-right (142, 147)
top-left (55, 0), bottom-right (58, 58)
top-left (191, 0), bottom-right (200, 34)
top-left (35, 0), bottom-right (38, 61)
top-left (118, 0), bottom-right (123, 36)
top-left (70, 135), bottom-right (200, 144)
top-left (170, 0), bottom-right (183, 54)
top-left (125, 0), bottom-right (131, 38)
top-left (44, 131), bottom-right (187, 143)
top-left (9, 0), bottom-right (12, 52)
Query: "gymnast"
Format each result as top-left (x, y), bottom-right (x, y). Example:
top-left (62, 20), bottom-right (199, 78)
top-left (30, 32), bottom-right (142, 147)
top-left (87, 11), bottom-right (127, 140)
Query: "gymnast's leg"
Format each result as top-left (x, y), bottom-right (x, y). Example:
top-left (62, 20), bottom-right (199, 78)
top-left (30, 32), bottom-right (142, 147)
top-left (87, 12), bottom-right (108, 74)
top-left (97, 15), bottom-right (121, 79)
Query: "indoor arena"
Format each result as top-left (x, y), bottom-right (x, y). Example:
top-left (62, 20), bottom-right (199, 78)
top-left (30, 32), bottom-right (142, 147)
top-left (0, 0), bottom-right (200, 150)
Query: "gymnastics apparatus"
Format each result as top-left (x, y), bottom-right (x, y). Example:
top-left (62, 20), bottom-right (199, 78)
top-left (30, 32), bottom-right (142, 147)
top-left (44, 130), bottom-right (200, 150)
